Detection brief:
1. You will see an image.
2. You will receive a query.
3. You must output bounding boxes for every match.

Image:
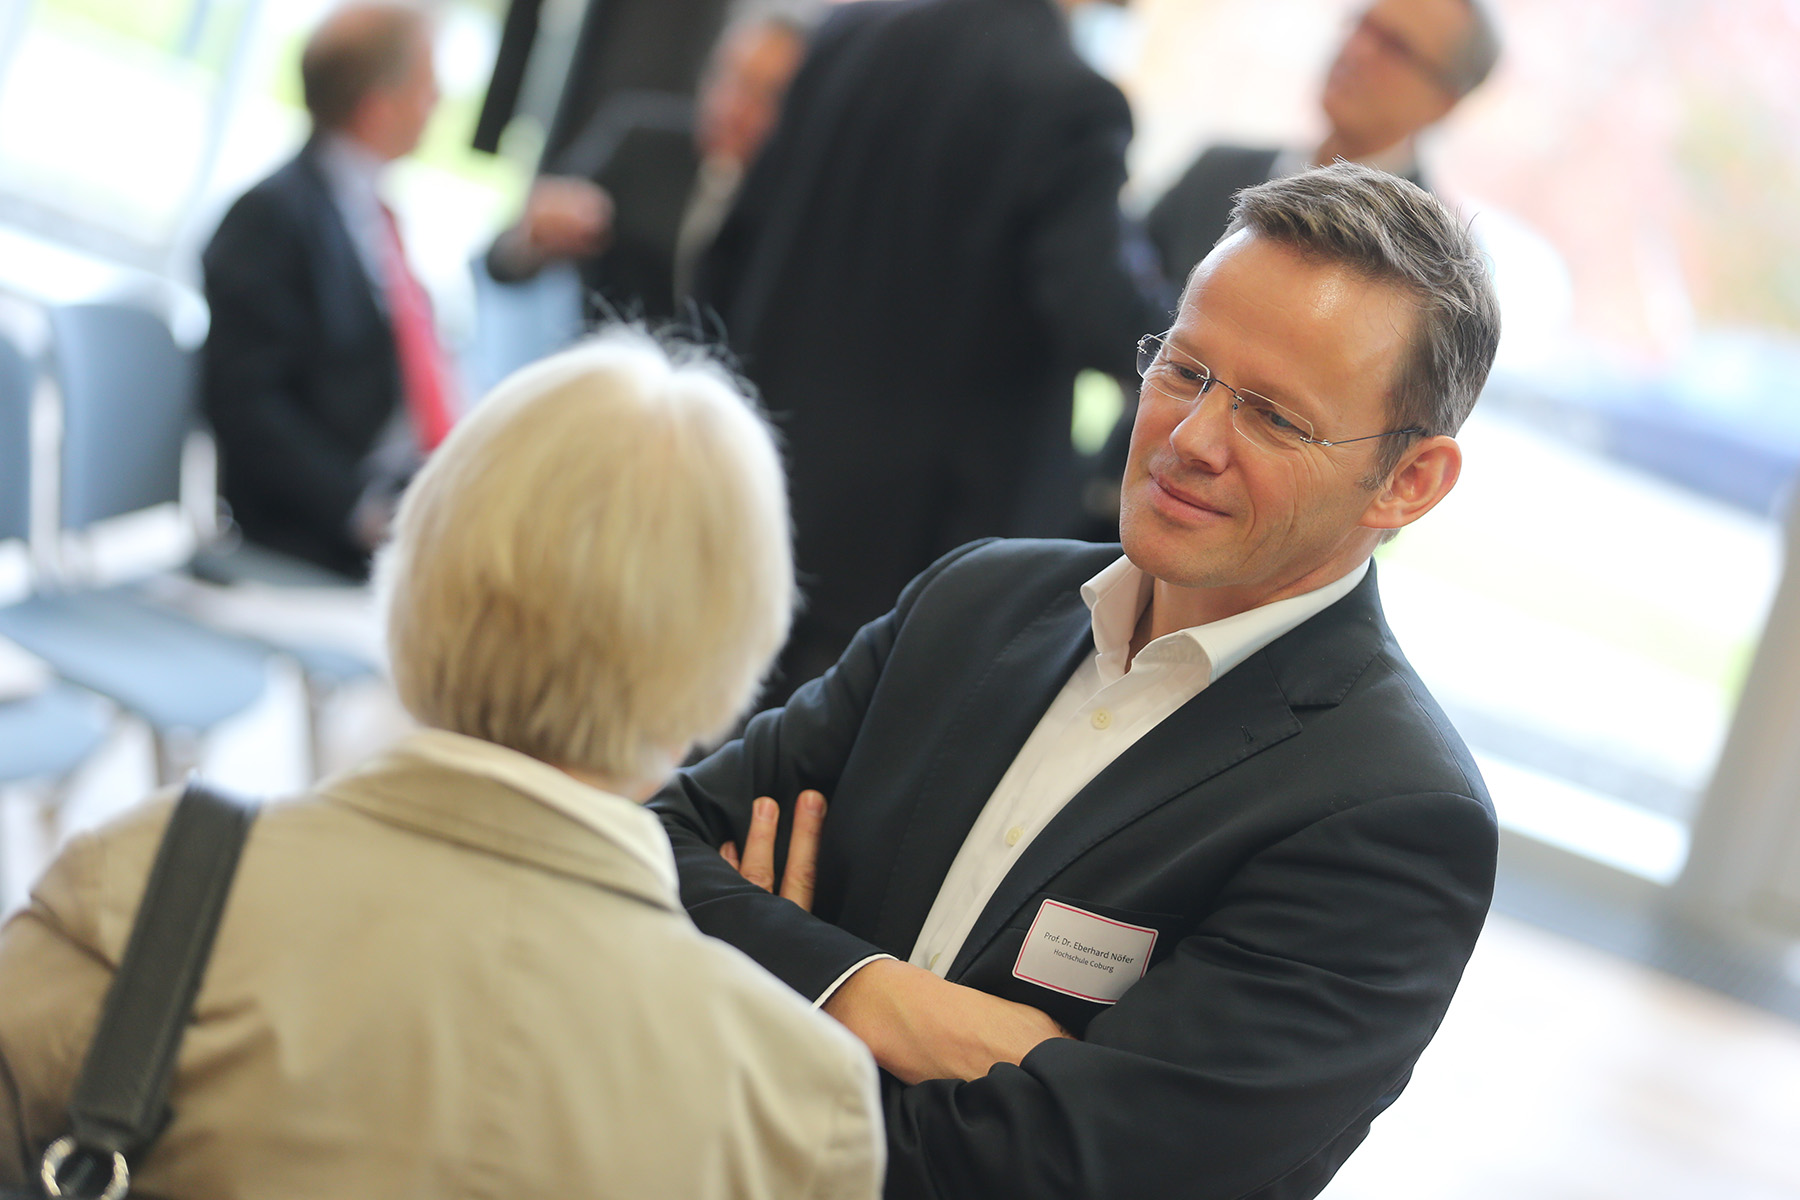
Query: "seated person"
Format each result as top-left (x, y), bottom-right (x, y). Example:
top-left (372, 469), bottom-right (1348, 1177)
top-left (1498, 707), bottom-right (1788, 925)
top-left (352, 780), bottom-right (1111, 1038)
top-left (202, 2), bottom-right (458, 579)
top-left (0, 331), bottom-right (883, 1199)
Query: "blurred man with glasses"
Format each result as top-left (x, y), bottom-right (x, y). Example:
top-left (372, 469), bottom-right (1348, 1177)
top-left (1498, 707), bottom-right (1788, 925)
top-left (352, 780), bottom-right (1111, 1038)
top-left (1146, 0), bottom-right (1501, 287)
top-left (656, 163), bottom-right (1501, 1200)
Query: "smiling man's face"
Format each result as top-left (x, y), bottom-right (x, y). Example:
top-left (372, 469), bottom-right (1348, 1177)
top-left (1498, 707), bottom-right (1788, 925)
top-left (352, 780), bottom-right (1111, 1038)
top-left (1119, 231), bottom-right (1419, 622)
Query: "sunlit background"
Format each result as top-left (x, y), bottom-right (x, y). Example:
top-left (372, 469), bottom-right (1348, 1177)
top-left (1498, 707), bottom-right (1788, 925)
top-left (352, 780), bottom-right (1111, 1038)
top-left (3, 1), bottom-right (1799, 1196)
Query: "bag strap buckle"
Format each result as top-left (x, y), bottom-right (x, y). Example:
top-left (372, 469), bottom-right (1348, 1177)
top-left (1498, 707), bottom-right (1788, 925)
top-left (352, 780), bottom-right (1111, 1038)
top-left (40, 1134), bottom-right (130, 1200)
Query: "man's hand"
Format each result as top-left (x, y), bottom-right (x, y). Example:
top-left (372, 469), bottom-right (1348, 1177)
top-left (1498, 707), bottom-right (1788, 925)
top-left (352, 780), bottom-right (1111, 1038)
top-left (718, 789), bottom-right (1071, 1081)
top-left (823, 958), bottom-right (1072, 1084)
top-left (493, 176), bottom-right (614, 274)
top-left (720, 789), bottom-right (825, 911)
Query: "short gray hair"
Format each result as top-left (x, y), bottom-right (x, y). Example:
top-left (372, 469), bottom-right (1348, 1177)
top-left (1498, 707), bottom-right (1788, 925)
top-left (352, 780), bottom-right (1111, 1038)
top-left (1443, 0), bottom-right (1501, 97)
top-left (1224, 161), bottom-right (1500, 480)
top-left (379, 330), bottom-right (795, 785)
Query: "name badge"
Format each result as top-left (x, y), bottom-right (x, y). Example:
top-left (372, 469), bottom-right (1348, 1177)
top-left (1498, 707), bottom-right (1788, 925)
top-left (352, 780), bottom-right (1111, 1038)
top-left (1012, 899), bottom-right (1157, 1005)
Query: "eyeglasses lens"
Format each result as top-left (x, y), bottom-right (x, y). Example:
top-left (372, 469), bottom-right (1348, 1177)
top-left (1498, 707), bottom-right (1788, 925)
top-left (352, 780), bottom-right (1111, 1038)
top-left (1136, 335), bottom-right (1315, 450)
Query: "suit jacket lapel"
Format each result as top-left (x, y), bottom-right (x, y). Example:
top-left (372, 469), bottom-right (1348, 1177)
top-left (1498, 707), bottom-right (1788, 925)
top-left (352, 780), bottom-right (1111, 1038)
top-left (294, 142), bottom-right (389, 338)
top-left (945, 568), bottom-right (1391, 977)
top-left (944, 652), bottom-right (1301, 977)
top-left (865, 589), bottom-right (1096, 953)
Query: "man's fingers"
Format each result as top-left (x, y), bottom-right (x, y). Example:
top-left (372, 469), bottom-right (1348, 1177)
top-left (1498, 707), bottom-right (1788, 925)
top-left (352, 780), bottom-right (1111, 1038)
top-left (724, 792), bottom-right (828, 909)
top-left (779, 790), bottom-right (826, 912)
top-left (737, 796), bottom-right (779, 891)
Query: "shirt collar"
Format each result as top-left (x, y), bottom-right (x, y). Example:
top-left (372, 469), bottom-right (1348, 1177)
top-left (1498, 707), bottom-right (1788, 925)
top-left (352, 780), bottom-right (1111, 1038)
top-left (1080, 555), bottom-right (1371, 687)
top-left (315, 132), bottom-right (387, 218)
top-left (394, 727), bottom-right (680, 899)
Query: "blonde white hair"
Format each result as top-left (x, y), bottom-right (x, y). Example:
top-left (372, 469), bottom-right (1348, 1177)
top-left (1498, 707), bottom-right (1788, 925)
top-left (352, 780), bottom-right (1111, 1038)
top-left (379, 330), bottom-right (794, 785)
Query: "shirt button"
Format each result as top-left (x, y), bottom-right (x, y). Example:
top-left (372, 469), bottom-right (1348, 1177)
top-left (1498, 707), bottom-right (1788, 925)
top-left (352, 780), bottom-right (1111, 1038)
top-left (1091, 708), bottom-right (1112, 730)
top-left (929, 952), bottom-right (941, 970)
top-left (1005, 825), bottom-right (1024, 847)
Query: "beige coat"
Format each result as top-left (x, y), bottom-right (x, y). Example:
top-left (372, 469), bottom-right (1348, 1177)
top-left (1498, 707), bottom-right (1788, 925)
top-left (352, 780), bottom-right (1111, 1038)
top-left (0, 741), bottom-right (883, 1199)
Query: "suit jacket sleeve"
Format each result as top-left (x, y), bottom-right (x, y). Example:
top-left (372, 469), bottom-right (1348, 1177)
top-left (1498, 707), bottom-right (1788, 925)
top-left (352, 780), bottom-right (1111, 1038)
top-left (652, 541), bottom-right (995, 1000)
top-left (882, 785), bottom-right (1497, 1200)
top-left (1144, 145), bottom-right (1281, 287)
top-left (201, 189), bottom-right (372, 536)
top-left (1019, 81), bottom-right (1173, 381)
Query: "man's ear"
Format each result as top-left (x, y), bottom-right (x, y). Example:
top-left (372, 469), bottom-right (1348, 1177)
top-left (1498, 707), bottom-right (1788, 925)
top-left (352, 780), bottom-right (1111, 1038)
top-left (1360, 435), bottom-right (1461, 532)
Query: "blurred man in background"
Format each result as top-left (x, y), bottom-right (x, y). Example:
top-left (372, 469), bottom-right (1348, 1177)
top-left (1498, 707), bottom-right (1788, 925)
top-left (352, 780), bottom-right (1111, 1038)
top-left (698, 0), bottom-right (1170, 704)
top-left (201, 0), bottom-right (450, 580)
top-left (1146, 0), bottom-right (1501, 284)
top-left (485, 6), bottom-right (813, 321)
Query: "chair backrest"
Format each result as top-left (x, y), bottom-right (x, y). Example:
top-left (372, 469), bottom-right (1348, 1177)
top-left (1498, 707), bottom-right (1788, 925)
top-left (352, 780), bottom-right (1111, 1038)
top-left (49, 302), bottom-right (195, 531)
top-left (0, 331), bottom-right (32, 542)
top-left (466, 255), bottom-right (586, 399)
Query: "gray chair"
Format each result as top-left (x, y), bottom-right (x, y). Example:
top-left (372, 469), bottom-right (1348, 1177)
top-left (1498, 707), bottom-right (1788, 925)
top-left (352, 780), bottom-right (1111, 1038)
top-left (0, 306), bottom-right (272, 783)
top-left (0, 326), bottom-right (29, 545)
top-left (53, 302), bottom-right (193, 531)
top-left (465, 253), bottom-right (586, 399)
top-left (0, 333), bottom-right (112, 791)
top-left (56, 301), bottom-right (379, 779)
top-left (0, 332), bottom-right (116, 905)
top-left (0, 677), bottom-right (113, 785)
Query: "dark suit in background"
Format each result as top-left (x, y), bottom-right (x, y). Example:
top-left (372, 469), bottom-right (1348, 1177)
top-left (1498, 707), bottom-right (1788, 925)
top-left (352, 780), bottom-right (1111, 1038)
top-left (655, 538), bottom-right (1497, 1199)
top-left (699, 0), bottom-right (1167, 696)
top-left (486, 95), bottom-right (701, 322)
top-left (201, 142), bottom-right (398, 579)
top-left (572, 121), bottom-right (699, 320)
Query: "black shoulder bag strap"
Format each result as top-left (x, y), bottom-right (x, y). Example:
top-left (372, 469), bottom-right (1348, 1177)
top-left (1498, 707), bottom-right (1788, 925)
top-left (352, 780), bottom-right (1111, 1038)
top-left (34, 781), bottom-right (258, 1200)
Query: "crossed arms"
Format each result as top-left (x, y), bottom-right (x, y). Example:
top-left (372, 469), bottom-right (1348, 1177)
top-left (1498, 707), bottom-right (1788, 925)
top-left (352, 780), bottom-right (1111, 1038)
top-left (720, 790), bottom-right (1071, 1085)
top-left (651, 542), bottom-right (1497, 1200)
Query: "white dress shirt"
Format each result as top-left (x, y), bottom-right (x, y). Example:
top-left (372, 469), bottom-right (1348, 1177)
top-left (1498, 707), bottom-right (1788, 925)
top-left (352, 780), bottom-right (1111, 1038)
top-left (905, 555), bottom-right (1369, 976)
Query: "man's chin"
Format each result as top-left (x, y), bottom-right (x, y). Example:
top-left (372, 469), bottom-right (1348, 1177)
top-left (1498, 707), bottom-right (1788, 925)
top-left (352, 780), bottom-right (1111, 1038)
top-left (1119, 522), bottom-right (1227, 592)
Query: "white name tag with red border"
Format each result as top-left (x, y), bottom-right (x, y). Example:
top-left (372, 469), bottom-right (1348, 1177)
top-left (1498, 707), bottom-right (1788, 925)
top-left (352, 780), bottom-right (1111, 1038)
top-left (1012, 899), bottom-right (1157, 1004)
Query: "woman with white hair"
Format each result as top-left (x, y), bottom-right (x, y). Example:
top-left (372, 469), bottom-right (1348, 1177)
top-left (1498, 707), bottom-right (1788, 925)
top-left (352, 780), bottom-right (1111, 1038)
top-left (0, 332), bottom-right (884, 1199)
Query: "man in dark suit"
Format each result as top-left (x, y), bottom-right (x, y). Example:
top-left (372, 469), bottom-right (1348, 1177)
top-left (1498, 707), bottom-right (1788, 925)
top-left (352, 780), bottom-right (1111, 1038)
top-left (484, 11), bottom-right (813, 322)
top-left (201, 1), bottom-right (446, 579)
top-left (655, 164), bottom-right (1502, 1199)
top-left (696, 0), bottom-right (1169, 701)
top-left (1147, 0), bottom-right (1500, 285)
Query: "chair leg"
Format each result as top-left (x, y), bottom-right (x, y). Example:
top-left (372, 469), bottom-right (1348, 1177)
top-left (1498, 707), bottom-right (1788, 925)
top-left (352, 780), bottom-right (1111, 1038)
top-left (1, 770), bottom-right (77, 912)
top-left (303, 675), bottom-right (330, 785)
top-left (152, 728), bottom-right (202, 786)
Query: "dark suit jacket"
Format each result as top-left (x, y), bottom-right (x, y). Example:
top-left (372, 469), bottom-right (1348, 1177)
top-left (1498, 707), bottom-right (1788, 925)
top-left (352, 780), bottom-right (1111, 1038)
top-left (698, 0), bottom-right (1169, 690)
top-left (654, 538), bottom-right (1496, 1200)
top-left (1145, 145), bottom-right (1430, 288)
top-left (200, 141), bottom-right (400, 579)
top-left (576, 122), bottom-right (698, 319)
top-left (488, 94), bottom-right (701, 321)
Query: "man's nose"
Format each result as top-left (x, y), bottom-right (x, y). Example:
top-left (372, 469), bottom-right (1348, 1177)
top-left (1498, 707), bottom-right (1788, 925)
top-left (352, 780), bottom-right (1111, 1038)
top-left (1168, 381), bottom-right (1236, 467)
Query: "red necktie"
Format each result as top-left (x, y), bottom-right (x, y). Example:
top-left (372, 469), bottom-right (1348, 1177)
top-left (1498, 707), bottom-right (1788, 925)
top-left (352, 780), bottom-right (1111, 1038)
top-left (379, 205), bottom-right (458, 452)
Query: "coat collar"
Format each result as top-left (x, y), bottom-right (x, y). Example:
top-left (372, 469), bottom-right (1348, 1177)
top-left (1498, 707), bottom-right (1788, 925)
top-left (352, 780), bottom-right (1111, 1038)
top-left (318, 743), bottom-right (683, 916)
top-left (942, 565), bottom-right (1391, 975)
